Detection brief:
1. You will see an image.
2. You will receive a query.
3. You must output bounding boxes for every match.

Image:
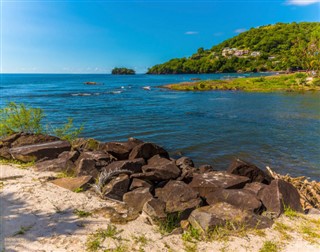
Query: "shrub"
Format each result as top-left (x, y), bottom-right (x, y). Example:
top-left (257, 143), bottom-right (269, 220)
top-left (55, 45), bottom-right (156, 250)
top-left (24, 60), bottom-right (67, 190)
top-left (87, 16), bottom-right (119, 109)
top-left (0, 102), bottom-right (83, 141)
top-left (0, 102), bottom-right (44, 136)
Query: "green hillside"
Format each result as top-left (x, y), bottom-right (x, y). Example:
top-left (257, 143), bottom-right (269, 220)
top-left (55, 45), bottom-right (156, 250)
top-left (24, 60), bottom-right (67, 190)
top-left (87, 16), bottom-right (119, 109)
top-left (147, 22), bottom-right (320, 74)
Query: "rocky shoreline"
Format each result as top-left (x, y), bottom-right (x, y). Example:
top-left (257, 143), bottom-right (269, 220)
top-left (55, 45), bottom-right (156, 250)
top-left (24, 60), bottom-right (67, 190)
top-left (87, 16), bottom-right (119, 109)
top-left (1, 132), bottom-right (319, 238)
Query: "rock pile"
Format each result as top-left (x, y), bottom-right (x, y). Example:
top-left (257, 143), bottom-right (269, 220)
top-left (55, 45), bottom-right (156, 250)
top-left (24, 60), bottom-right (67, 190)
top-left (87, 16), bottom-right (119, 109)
top-left (0, 133), bottom-right (308, 233)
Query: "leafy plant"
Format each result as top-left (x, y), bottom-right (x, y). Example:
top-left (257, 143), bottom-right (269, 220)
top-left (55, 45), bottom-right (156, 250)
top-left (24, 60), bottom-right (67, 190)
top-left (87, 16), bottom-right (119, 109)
top-left (157, 212), bottom-right (181, 234)
top-left (0, 102), bottom-right (44, 136)
top-left (0, 102), bottom-right (83, 142)
top-left (259, 241), bottom-right (279, 252)
top-left (53, 118), bottom-right (84, 142)
top-left (86, 225), bottom-right (122, 252)
top-left (74, 209), bottom-right (92, 218)
top-left (74, 187), bottom-right (84, 193)
top-left (13, 225), bottom-right (33, 236)
top-left (182, 226), bottom-right (201, 242)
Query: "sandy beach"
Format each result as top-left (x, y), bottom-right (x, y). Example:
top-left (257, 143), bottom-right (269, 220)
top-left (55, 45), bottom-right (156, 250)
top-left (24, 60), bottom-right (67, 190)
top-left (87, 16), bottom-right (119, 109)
top-left (0, 163), bottom-right (319, 252)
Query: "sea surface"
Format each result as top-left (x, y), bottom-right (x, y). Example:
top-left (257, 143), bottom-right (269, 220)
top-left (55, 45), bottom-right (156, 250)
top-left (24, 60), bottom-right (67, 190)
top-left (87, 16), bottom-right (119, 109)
top-left (1, 73), bottom-right (319, 180)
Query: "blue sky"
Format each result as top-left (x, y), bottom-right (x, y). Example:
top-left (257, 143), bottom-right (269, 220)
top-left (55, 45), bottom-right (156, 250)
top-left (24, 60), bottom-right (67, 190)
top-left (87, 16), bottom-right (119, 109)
top-left (1, 0), bottom-right (319, 73)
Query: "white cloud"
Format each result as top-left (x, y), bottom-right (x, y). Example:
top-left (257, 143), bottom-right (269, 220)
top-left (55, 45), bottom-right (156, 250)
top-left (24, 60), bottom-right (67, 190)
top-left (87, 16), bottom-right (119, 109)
top-left (286, 0), bottom-right (320, 5)
top-left (235, 28), bottom-right (247, 33)
top-left (185, 31), bottom-right (198, 35)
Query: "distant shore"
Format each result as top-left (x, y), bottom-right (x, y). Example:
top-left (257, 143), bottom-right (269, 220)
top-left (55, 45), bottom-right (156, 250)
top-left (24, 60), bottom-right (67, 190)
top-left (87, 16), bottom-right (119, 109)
top-left (162, 73), bottom-right (320, 92)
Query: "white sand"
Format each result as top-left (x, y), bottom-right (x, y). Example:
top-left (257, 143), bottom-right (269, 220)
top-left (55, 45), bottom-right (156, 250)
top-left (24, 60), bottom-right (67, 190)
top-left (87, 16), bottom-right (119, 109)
top-left (0, 164), bottom-right (319, 252)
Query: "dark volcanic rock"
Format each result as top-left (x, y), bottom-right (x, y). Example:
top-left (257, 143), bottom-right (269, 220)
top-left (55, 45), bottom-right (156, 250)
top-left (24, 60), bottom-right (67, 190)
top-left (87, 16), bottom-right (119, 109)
top-left (243, 182), bottom-right (267, 196)
top-left (227, 159), bottom-right (272, 184)
top-left (104, 158), bottom-right (145, 174)
top-left (141, 155), bottom-right (181, 181)
top-left (123, 187), bottom-right (153, 213)
top-left (198, 164), bottom-right (215, 173)
top-left (130, 178), bottom-right (152, 191)
top-left (143, 198), bottom-right (166, 219)
top-left (102, 138), bottom-right (143, 160)
top-left (9, 140), bottom-right (71, 162)
top-left (102, 174), bottom-right (130, 201)
top-left (176, 166), bottom-right (196, 183)
top-left (188, 202), bottom-right (273, 233)
top-left (0, 147), bottom-right (11, 159)
top-left (10, 133), bottom-right (59, 148)
top-left (0, 132), bottom-right (22, 145)
top-left (36, 150), bottom-right (79, 172)
top-left (259, 179), bottom-right (303, 217)
top-left (155, 180), bottom-right (201, 213)
top-left (74, 151), bottom-right (116, 177)
top-left (50, 175), bottom-right (93, 191)
top-left (206, 188), bottom-right (262, 213)
top-left (176, 157), bottom-right (194, 169)
top-left (76, 158), bottom-right (97, 177)
top-left (189, 171), bottom-right (250, 197)
top-left (129, 143), bottom-right (169, 160)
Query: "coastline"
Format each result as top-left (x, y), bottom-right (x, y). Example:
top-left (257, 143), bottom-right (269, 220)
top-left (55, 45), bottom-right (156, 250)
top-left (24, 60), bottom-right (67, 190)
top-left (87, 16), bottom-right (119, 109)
top-left (1, 163), bottom-right (319, 252)
top-left (162, 73), bottom-right (320, 92)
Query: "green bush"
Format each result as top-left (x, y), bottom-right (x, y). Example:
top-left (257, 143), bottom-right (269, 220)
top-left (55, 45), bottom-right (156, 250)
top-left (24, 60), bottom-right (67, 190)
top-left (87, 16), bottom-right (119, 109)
top-left (0, 102), bottom-right (44, 136)
top-left (0, 102), bottom-right (83, 141)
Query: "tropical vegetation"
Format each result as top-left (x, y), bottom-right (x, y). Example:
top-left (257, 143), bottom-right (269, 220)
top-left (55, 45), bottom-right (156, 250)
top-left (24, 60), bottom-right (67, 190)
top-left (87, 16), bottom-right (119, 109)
top-left (111, 67), bottom-right (135, 75)
top-left (164, 73), bottom-right (320, 92)
top-left (148, 22), bottom-right (320, 74)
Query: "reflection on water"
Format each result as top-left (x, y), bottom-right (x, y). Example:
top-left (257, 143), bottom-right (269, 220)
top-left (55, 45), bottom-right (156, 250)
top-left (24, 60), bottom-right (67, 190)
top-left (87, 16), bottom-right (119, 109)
top-left (1, 73), bottom-right (319, 180)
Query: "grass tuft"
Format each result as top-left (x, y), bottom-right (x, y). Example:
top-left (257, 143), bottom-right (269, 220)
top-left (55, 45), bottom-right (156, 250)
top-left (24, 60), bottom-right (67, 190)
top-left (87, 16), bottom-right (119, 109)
top-left (259, 241), bottom-right (279, 252)
top-left (74, 209), bottom-right (92, 218)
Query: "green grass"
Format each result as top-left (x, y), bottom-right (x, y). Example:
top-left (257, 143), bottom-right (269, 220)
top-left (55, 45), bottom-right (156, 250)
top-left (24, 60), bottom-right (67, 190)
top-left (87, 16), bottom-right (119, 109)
top-left (283, 205), bottom-right (302, 219)
top-left (13, 225), bottom-right (33, 236)
top-left (0, 158), bottom-right (35, 169)
top-left (299, 221), bottom-right (320, 244)
top-left (74, 209), bottom-right (92, 218)
top-left (74, 187), bottom-right (84, 193)
top-left (86, 225), bottom-right (123, 252)
top-left (56, 170), bottom-right (76, 178)
top-left (273, 222), bottom-right (293, 241)
top-left (259, 241), bottom-right (279, 252)
top-left (156, 212), bottom-right (181, 234)
top-left (182, 226), bottom-right (202, 243)
top-left (165, 73), bottom-right (320, 92)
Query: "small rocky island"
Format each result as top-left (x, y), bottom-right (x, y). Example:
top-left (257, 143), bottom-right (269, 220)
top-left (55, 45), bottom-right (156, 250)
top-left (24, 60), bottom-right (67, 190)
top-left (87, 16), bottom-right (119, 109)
top-left (111, 67), bottom-right (135, 75)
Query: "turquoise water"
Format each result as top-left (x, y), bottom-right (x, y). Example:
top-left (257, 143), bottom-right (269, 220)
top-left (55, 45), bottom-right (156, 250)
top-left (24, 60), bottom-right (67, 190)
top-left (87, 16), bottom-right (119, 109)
top-left (1, 73), bottom-right (319, 180)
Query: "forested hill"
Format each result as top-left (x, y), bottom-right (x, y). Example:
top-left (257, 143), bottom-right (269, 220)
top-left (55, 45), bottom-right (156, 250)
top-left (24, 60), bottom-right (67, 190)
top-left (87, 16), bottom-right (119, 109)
top-left (147, 22), bottom-right (320, 74)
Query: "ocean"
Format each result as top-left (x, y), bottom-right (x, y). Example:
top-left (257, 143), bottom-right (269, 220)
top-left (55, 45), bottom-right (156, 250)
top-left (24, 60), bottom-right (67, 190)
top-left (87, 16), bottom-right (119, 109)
top-left (1, 73), bottom-right (319, 180)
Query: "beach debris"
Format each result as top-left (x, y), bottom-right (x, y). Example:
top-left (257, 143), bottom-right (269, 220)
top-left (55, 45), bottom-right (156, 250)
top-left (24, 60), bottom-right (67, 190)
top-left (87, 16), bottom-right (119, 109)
top-left (266, 166), bottom-right (320, 210)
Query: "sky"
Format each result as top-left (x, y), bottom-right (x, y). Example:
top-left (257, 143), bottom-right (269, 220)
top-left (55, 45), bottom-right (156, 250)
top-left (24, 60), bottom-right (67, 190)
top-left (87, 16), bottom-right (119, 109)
top-left (0, 0), bottom-right (319, 74)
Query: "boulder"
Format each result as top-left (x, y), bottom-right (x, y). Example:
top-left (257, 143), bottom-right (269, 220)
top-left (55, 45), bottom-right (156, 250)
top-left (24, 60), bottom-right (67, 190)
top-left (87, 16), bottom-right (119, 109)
top-left (102, 174), bottom-right (130, 201)
top-left (35, 150), bottom-right (79, 172)
top-left (176, 166), bottom-right (195, 183)
top-left (71, 138), bottom-right (102, 151)
top-left (9, 140), bottom-right (71, 162)
top-left (243, 182), bottom-right (267, 196)
top-left (189, 171), bottom-right (250, 197)
top-left (143, 198), bottom-right (166, 219)
top-left (0, 147), bottom-right (11, 159)
top-left (129, 142), bottom-right (169, 160)
top-left (50, 176), bottom-right (93, 191)
top-left (75, 158), bottom-right (98, 177)
top-left (104, 158), bottom-right (145, 174)
top-left (74, 151), bottom-right (116, 177)
top-left (176, 157), bottom-right (194, 169)
top-left (0, 132), bottom-right (22, 145)
top-left (123, 187), bottom-right (153, 213)
top-left (140, 155), bottom-right (181, 181)
top-left (188, 202), bottom-right (273, 233)
top-left (155, 180), bottom-right (201, 213)
top-left (10, 133), bottom-right (59, 148)
top-left (259, 179), bottom-right (303, 217)
top-left (198, 164), bottom-right (215, 173)
top-left (101, 138), bottom-right (143, 160)
top-left (129, 178), bottom-right (153, 191)
top-left (205, 188), bottom-right (262, 213)
top-left (227, 159), bottom-right (272, 184)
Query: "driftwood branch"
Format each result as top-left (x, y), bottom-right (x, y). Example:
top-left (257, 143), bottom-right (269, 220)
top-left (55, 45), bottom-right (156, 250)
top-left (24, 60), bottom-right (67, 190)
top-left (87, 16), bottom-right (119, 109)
top-left (266, 166), bottom-right (320, 210)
